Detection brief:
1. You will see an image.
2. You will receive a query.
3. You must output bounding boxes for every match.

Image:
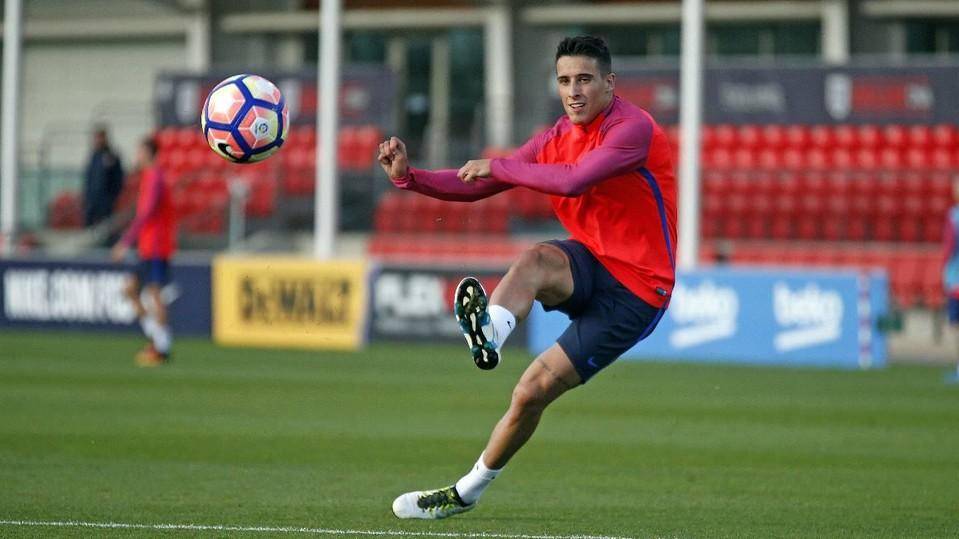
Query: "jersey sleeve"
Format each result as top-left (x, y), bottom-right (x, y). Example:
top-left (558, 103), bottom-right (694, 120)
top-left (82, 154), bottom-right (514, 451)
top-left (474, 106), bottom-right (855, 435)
top-left (489, 116), bottom-right (653, 196)
top-left (390, 167), bottom-right (512, 202)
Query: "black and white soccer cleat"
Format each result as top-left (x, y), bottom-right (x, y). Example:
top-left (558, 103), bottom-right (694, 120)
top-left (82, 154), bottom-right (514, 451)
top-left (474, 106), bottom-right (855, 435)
top-left (453, 277), bottom-right (500, 370)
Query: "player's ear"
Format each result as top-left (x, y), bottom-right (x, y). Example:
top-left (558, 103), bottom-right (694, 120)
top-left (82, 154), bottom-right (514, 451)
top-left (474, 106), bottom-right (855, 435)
top-left (605, 72), bottom-right (616, 93)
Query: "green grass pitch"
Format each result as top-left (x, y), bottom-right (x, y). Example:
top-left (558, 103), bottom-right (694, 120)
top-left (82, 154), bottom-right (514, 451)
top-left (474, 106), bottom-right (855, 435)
top-left (1, 330), bottom-right (958, 538)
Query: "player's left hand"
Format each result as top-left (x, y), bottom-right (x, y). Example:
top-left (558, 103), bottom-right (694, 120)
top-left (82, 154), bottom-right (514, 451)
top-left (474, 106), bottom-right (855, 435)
top-left (457, 159), bottom-right (492, 183)
top-left (111, 243), bottom-right (128, 263)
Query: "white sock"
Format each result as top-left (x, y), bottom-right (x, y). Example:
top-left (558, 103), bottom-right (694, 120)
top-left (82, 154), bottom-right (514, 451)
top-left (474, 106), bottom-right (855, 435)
top-left (454, 452), bottom-right (502, 505)
top-left (482, 305), bottom-right (516, 350)
top-left (152, 324), bottom-right (172, 355)
top-left (140, 316), bottom-right (157, 340)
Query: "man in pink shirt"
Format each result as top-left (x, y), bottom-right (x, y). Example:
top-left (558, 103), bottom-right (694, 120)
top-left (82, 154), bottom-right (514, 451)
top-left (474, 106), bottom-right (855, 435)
top-left (384, 36), bottom-right (677, 519)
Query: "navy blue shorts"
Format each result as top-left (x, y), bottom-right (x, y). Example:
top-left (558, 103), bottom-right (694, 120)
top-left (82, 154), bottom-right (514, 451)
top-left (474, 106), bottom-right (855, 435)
top-left (543, 240), bottom-right (666, 383)
top-left (136, 258), bottom-right (171, 287)
top-left (948, 297), bottom-right (959, 324)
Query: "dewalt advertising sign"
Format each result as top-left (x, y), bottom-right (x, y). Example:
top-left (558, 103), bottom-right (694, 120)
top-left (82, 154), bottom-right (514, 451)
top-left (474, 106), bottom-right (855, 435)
top-left (213, 257), bottom-right (368, 350)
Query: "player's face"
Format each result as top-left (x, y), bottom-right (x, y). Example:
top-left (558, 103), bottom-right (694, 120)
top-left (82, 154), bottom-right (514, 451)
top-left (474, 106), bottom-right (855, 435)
top-left (556, 55), bottom-right (615, 125)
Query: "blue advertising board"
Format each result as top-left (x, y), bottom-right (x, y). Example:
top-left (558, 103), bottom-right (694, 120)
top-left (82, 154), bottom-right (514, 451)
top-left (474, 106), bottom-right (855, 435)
top-left (0, 257), bottom-right (211, 336)
top-left (528, 267), bottom-right (888, 369)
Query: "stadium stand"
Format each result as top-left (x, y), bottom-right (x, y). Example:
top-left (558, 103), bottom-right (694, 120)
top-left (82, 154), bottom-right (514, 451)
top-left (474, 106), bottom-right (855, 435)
top-left (45, 121), bottom-right (956, 309)
top-left (693, 123), bottom-right (956, 310)
top-left (48, 124), bottom-right (384, 237)
top-left (366, 122), bottom-right (956, 309)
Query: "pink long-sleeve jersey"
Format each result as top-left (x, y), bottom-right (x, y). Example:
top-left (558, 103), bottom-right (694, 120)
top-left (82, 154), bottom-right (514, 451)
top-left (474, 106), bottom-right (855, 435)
top-left (393, 95), bottom-right (677, 307)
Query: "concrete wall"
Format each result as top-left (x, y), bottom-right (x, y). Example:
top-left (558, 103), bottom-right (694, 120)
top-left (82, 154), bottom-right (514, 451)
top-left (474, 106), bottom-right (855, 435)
top-left (22, 39), bottom-right (186, 170)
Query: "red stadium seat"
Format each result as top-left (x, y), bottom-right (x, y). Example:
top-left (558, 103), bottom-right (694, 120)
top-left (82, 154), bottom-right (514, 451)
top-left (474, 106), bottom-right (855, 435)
top-left (785, 125), bottom-right (810, 149)
top-left (757, 148), bottom-right (783, 170)
top-left (738, 124), bottom-right (761, 148)
top-left (810, 125), bottom-right (834, 148)
top-left (854, 148), bottom-right (879, 171)
top-left (881, 124), bottom-right (907, 150)
top-left (907, 125), bottom-right (932, 149)
top-left (732, 148), bottom-right (757, 169)
top-left (48, 191), bottom-right (83, 229)
top-left (932, 124), bottom-right (957, 148)
top-left (713, 124), bottom-right (736, 148)
top-left (831, 148), bottom-right (853, 170)
top-left (781, 147), bottom-right (804, 170)
top-left (905, 147), bottom-right (930, 170)
top-left (834, 124), bottom-right (856, 148)
top-left (857, 124), bottom-right (882, 149)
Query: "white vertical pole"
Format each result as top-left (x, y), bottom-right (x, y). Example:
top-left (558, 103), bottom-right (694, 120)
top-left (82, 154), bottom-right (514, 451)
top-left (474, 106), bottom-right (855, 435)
top-left (315, 0), bottom-right (341, 259)
top-left (484, 5), bottom-right (513, 148)
top-left (1, 0), bottom-right (23, 256)
top-left (427, 35), bottom-right (450, 169)
top-left (677, 0), bottom-right (704, 270)
top-left (185, 0), bottom-right (211, 72)
top-left (821, 0), bottom-right (850, 65)
top-left (386, 37), bottom-right (408, 136)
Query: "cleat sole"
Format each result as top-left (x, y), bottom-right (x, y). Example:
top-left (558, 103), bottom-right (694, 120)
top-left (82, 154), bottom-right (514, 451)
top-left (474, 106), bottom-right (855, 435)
top-left (453, 277), bottom-right (499, 370)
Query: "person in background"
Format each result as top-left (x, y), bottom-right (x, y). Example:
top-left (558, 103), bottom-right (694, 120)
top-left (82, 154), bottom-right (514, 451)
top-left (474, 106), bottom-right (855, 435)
top-left (83, 125), bottom-right (125, 227)
top-left (112, 136), bottom-right (176, 367)
top-left (943, 175), bottom-right (959, 383)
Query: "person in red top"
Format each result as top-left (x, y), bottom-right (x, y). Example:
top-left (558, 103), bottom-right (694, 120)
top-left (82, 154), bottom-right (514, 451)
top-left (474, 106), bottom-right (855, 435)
top-left (111, 136), bottom-right (177, 367)
top-left (385, 36), bottom-right (677, 519)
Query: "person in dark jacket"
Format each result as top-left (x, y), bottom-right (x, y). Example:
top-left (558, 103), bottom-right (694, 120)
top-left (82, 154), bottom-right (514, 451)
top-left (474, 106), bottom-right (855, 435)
top-left (83, 126), bottom-right (125, 226)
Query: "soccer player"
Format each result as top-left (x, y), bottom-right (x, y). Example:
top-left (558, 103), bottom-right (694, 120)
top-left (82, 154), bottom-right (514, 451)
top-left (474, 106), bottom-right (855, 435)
top-left (943, 175), bottom-right (959, 382)
top-left (380, 36), bottom-right (677, 518)
top-left (111, 136), bottom-right (176, 367)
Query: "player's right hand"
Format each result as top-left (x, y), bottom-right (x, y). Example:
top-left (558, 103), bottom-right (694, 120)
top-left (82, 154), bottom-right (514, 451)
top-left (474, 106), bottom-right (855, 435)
top-left (378, 136), bottom-right (409, 182)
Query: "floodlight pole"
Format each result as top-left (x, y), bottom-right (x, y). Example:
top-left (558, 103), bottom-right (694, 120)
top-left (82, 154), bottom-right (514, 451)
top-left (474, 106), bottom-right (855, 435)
top-left (677, 0), bottom-right (704, 270)
top-left (1, 0), bottom-right (23, 256)
top-left (315, 0), bottom-right (341, 259)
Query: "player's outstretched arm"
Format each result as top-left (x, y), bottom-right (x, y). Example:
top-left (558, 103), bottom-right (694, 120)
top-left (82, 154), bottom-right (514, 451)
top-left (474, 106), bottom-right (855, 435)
top-left (378, 136), bottom-right (511, 202)
top-left (489, 117), bottom-right (653, 196)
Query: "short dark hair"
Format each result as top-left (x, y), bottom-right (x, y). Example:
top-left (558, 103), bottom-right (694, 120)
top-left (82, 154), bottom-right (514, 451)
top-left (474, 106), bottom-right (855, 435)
top-left (141, 135), bottom-right (158, 158)
top-left (555, 35), bottom-right (612, 75)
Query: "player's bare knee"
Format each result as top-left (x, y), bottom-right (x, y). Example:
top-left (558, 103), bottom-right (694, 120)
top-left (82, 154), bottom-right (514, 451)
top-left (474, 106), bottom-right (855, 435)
top-left (513, 244), bottom-right (566, 283)
top-left (509, 381), bottom-right (548, 415)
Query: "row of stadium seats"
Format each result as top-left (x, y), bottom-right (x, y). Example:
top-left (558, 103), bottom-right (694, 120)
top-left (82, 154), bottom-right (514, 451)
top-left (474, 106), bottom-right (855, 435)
top-left (44, 125), bottom-right (385, 235)
top-left (368, 233), bottom-right (528, 265)
top-left (695, 123), bottom-right (958, 151)
top-left (366, 234), bottom-right (945, 309)
top-left (701, 145), bottom-right (958, 171)
top-left (701, 170), bottom-right (952, 243)
top-left (702, 147), bottom-right (959, 171)
top-left (372, 189), bottom-right (554, 236)
top-left (700, 241), bottom-right (944, 309)
top-left (155, 125), bottom-right (382, 174)
top-left (370, 169), bottom-right (954, 244)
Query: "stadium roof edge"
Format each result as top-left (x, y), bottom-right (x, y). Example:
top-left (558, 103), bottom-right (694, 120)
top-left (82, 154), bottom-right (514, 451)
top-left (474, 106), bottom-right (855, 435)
top-left (862, 0), bottom-right (959, 18)
top-left (522, 1), bottom-right (822, 25)
top-left (220, 7), bottom-right (489, 33)
top-left (0, 16), bottom-right (192, 40)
